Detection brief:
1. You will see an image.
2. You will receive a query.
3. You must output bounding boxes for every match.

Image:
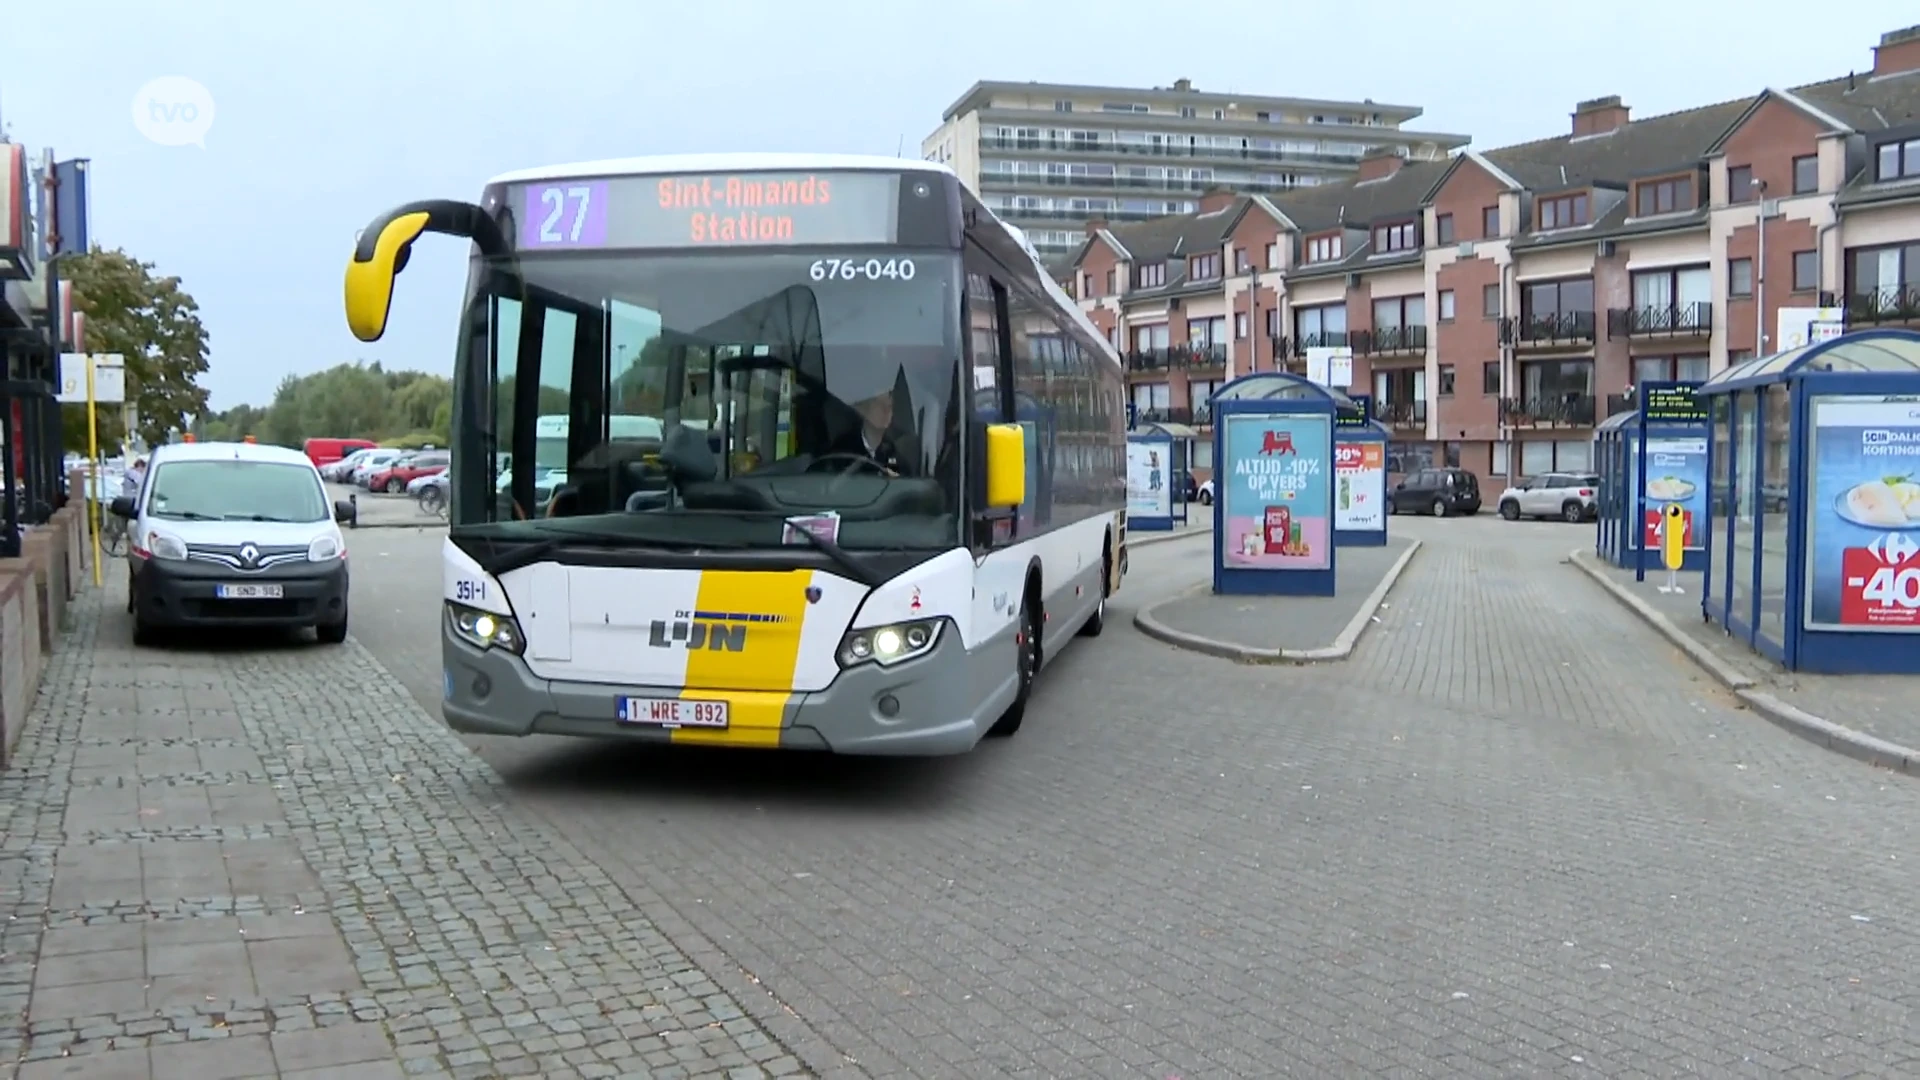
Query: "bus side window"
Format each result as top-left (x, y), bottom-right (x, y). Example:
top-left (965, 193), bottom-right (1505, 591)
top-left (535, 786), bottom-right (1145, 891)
top-left (966, 270), bottom-right (1005, 423)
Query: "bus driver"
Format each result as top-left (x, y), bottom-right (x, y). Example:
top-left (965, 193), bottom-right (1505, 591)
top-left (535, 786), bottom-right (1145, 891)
top-left (825, 358), bottom-right (914, 477)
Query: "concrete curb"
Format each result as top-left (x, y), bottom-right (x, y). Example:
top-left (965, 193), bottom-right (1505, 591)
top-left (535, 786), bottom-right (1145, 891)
top-left (1128, 524), bottom-right (1214, 549)
top-left (1132, 539), bottom-right (1422, 663)
top-left (1567, 548), bottom-right (1919, 776)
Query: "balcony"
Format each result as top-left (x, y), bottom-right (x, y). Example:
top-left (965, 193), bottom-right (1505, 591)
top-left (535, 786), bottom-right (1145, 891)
top-left (1847, 285), bottom-right (1920, 326)
top-left (1173, 343), bottom-right (1228, 369)
top-left (1291, 331), bottom-right (1350, 355)
top-left (1606, 302), bottom-right (1712, 339)
top-left (1603, 393), bottom-right (1636, 420)
top-left (1126, 348), bottom-right (1171, 372)
top-left (1269, 336), bottom-right (1291, 363)
top-left (1193, 402), bottom-right (1213, 426)
top-left (981, 172), bottom-right (1297, 196)
top-left (976, 135), bottom-right (1375, 170)
top-left (1503, 311), bottom-right (1598, 348)
top-left (1377, 401), bottom-right (1427, 431)
top-left (1135, 407), bottom-right (1193, 425)
top-left (1501, 394), bottom-right (1597, 429)
top-left (1353, 325), bottom-right (1427, 356)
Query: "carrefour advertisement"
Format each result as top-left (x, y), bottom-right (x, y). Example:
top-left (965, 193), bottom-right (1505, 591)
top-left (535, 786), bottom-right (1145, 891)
top-left (1222, 413), bottom-right (1331, 570)
top-left (1806, 395), bottom-right (1920, 632)
top-left (1126, 439), bottom-right (1172, 518)
top-left (1333, 440), bottom-right (1385, 531)
top-left (1631, 437), bottom-right (1708, 550)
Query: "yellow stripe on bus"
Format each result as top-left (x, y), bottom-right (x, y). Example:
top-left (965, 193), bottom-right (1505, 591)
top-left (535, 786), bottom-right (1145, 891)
top-left (672, 569), bottom-right (815, 748)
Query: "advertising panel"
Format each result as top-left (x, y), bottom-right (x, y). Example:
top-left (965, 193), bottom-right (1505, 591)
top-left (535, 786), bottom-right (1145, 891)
top-left (1221, 413), bottom-right (1331, 570)
top-left (1631, 437), bottom-right (1708, 550)
top-left (1805, 395), bottom-right (1920, 631)
top-left (1126, 439), bottom-right (1172, 518)
top-left (1333, 440), bottom-right (1385, 531)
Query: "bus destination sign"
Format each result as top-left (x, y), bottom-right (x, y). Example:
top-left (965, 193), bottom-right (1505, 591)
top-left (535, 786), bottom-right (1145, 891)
top-left (517, 171), bottom-right (901, 251)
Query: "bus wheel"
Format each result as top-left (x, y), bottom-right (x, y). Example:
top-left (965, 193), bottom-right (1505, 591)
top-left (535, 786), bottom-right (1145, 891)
top-left (989, 593), bottom-right (1040, 737)
top-left (1079, 552), bottom-right (1109, 638)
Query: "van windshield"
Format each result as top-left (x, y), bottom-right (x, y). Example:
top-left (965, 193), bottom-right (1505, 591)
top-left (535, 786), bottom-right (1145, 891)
top-left (147, 461), bottom-right (330, 523)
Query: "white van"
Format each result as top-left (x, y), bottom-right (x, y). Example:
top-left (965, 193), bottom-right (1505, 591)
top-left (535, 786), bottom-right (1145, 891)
top-left (109, 440), bottom-right (356, 645)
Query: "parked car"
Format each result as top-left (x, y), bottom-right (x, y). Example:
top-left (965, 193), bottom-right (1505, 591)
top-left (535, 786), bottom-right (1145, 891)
top-left (1387, 467), bottom-right (1482, 517)
top-left (349, 449), bottom-right (407, 487)
top-left (1497, 472), bottom-right (1600, 522)
top-left (303, 437), bottom-right (378, 470)
top-left (367, 449), bottom-right (449, 493)
top-left (1197, 478), bottom-right (1215, 505)
top-left (322, 448), bottom-right (374, 483)
top-left (1174, 469), bottom-right (1199, 503)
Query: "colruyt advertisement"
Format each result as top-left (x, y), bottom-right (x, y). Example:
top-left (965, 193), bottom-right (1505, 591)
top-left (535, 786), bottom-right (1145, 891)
top-left (1806, 395), bottom-right (1920, 631)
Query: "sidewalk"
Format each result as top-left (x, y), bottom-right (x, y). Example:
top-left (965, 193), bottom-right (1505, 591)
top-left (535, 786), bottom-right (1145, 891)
top-left (1126, 514), bottom-right (1211, 549)
top-left (1571, 549), bottom-right (1920, 773)
top-left (0, 582), bottom-right (823, 1079)
top-left (1134, 537), bottom-right (1420, 661)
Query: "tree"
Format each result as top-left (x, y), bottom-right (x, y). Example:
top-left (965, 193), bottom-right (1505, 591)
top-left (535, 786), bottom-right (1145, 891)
top-left (59, 247), bottom-right (212, 452)
top-left (207, 361), bottom-right (453, 449)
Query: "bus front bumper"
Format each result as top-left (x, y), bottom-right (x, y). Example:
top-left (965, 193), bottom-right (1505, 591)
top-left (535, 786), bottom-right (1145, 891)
top-left (439, 625), bottom-right (1018, 757)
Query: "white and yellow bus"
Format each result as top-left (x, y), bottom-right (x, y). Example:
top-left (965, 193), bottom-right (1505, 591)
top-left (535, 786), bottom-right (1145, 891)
top-left (343, 153), bottom-right (1126, 754)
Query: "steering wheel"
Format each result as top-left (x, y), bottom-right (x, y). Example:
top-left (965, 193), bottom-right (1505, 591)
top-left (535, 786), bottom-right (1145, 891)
top-left (806, 452), bottom-right (893, 479)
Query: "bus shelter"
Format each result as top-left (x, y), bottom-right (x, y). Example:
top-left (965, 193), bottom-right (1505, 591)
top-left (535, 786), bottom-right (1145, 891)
top-left (1126, 430), bottom-right (1182, 530)
top-left (1333, 405), bottom-right (1389, 548)
top-left (1209, 373), bottom-right (1360, 596)
top-left (1695, 329), bottom-right (1920, 674)
top-left (1593, 381), bottom-right (1711, 575)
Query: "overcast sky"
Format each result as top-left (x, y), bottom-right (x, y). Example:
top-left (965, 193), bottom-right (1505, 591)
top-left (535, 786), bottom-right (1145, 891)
top-left (7, 0), bottom-right (1917, 410)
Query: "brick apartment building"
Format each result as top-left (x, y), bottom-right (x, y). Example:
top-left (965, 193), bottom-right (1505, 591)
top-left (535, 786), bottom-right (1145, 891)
top-left (1070, 23), bottom-right (1920, 487)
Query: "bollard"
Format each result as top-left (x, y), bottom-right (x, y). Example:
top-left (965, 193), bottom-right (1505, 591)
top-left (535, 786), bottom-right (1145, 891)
top-left (348, 492), bottom-right (358, 529)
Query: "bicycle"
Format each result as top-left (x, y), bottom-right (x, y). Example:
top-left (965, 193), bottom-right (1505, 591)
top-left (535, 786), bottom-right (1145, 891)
top-left (98, 506), bottom-right (129, 557)
top-left (415, 482), bottom-right (447, 518)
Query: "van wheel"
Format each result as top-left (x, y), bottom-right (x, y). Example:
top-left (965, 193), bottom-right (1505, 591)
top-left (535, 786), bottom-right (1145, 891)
top-left (989, 593), bottom-right (1040, 737)
top-left (1499, 500), bottom-right (1520, 521)
top-left (316, 609), bottom-right (349, 644)
top-left (132, 616), bottom-right (157, 648)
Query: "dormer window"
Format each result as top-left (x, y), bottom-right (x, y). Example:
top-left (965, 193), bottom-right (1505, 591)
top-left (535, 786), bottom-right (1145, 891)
top-left (1634, 177), bottom-right (1693, 217)
top-left (1877, 137), bottom-right (1920, 183)
top-left (1373, 221), bottom-right (1418, 253)
top-left (1137, 262), bottom-right (1166, 288)
top-left (1189, 253), bottom-right (1220, 280)
top-left (1307, 234), bottom-right (1343, 263)
top-left (1538, 192), bottom-right (1590, 230)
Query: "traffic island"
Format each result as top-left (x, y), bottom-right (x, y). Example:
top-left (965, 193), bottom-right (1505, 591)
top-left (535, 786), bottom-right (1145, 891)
top-left (1135, 536), bottom-right (1420, 662)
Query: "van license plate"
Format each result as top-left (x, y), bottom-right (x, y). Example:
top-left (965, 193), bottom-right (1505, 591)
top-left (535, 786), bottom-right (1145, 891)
top-left (616, 697), bottom-right (729, 729)
top-left (215, 584), bottom-right (284, 599)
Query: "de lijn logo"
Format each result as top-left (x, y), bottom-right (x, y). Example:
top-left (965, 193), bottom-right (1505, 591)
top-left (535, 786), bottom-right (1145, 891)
top-left (132, 76), bottom-right (216, 148)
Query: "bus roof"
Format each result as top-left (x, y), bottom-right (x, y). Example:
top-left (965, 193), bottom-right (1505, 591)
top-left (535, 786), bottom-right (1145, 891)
top-left (489, 153), bottom-right (957, 187)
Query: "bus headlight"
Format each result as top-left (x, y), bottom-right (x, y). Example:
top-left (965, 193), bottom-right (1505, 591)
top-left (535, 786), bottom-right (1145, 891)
top-left (447, 602), bottom-right (525, 655)
top-left (838, 618), bottom-right (943, 669)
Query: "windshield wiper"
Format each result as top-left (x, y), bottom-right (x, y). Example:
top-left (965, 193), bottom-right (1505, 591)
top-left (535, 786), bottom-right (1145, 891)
top-left (228, 513), bottom-right (298, 522)
top-left (779, 520), bottom-right (882, 586)
top-left (152, 509), bottom-right (218, 521)
top-left (468, 528), bottom-right (748, 576)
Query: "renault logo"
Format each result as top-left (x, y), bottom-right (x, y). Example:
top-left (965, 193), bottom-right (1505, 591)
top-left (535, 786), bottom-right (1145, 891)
top-left (238, 543), bottom-right (259, 568)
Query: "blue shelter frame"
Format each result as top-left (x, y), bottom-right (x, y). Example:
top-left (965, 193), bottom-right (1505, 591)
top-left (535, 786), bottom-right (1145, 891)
top-left (1593, 381), bottom-right (1712, 575)
top-left (1695, 330), bottom-right (1920, 674)
top-left (1209, 373), bottom-right (1358, 596)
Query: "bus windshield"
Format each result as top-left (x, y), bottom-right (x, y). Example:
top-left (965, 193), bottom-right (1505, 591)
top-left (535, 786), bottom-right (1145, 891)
top-left (451, 249), bottom-right (965, 552)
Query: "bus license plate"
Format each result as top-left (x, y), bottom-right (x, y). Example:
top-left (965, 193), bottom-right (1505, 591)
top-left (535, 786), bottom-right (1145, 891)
top-left (215, 584), bottom-right (284, 599)
top-left (616, 696), bottom-right (729, 729)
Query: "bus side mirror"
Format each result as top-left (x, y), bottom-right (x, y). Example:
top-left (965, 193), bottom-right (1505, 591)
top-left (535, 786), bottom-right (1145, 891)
top-left (984, 424), bottom-right (1026, 509)
top-left (343, 210), bottom-right (433, 343)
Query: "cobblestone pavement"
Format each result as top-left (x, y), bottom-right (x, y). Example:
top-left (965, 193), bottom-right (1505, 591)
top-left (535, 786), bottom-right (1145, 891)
top-left (0, 576), bottom-right (819, 1079)
top-left (343, 522), bottom-right (1920, 1078)
top-left (1580, 552), bottom-right (1920, 751)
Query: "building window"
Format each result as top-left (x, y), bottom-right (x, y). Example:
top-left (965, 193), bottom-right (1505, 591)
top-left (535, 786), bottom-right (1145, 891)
top-left (1492, 440), bottom-right (1509, 475)
top-left (1435, 213), bottom-right (1455, 245)
top-left (1235, 312), bottom-right (1250, 339)
top-left (1054, 100), bottom-right (1074, 112)
top-left (1106, 268), bottom-right (1118, 294)
top-left (1633, 355), bottom-right (1710, 384)
top-left (1483, 361), bottom-right (1501, 395)
top-left (1482, 205), bottom-right (1500, 238)
top-left (1538, 193), bottom-right (1590, 230)
top-left (1848, 242), bottom-right (1920, 316)
top-left (1189, 253), bottom-right (1220, 281)
top-left (1438, 364), bottom-right (1456, 396)
top-left (1634, 177), bottom-right (1693, 217)
top-left (1180, 106), bottom-right (1196, 119)
top-left (1307, 234), bottom-right (1342, 263)
top-left (1137, 262), bottom-right (1165, 288)
top-left (1483, 283), bottom-right (1501, 318)
top-left (1876, 138), bottom-right (1920, 182)
top-left (1372, 294), bottom-right (1426, 331)
top-left (1792, 250), bottom-right (1818, 292)
top-left (1294, 303), bottom-right (1348, 345)
top-left (1729, 258), bottom-right (1753, 297)
top-left (1438, 289), bottom-right (1456, 321)
top-left (1630, 266), bottom-right (1712, 323)
top-left (1234, 247), bottom-right (1251, 273)
top-left (1374, 221), bottom-right (1418, 253)
top-left (1727, 164), bottom-right (1755, 202)
top-left (1444, 441), bottom-right (1463, 468)
top-left (1792, 155), bottom-right (1819, 195)
top-left (1729, 349), bottom-right (1756, 365)
top-left (1266, 242), bottom-right (1281, 269)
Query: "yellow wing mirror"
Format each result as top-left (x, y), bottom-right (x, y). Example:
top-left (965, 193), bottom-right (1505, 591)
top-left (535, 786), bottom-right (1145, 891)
top-left (983, 423), bottom-right (1026, 508)
top-left (342, 200), bottom-right (506, 343)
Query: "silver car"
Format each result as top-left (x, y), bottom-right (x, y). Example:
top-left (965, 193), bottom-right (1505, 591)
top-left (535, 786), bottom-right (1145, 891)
top-left (1496, 472), bottom-right (1600, 523)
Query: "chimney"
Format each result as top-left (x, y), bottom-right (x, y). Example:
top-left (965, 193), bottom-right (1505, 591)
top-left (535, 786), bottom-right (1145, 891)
top-left (1197, 186), bottom-right (1237, 213)
top-left (1356, 146), bottom-right (1405, 182)
top-left (1572, 95), bottom-right (1631, 137)
top-left (1873, 25), bottom-right (1920, 78)
top-left (1084, 217), bottom-right (1107, 236)
top-left (1172, 77), bottom-right (1193, 92)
